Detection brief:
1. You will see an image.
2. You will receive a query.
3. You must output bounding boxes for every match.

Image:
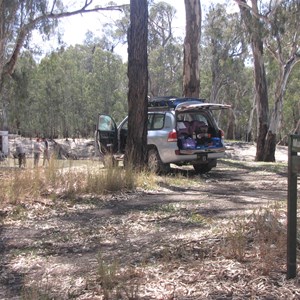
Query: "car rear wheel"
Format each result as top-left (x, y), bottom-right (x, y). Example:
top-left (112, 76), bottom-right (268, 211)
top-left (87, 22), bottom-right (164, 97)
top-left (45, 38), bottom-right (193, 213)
top-left (148, 148), bottom-right (170, 174)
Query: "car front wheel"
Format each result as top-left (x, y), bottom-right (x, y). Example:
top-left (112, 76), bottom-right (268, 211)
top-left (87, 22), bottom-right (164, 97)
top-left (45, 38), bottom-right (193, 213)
top-left (148, 148), bottom-right (170, 174)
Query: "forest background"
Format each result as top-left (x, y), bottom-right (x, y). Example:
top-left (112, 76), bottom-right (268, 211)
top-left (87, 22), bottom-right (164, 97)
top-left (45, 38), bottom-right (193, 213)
top-left (0, 0), bottom-right (299, 145)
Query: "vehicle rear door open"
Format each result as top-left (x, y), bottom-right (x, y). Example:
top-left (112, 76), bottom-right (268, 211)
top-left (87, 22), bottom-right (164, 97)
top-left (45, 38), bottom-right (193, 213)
top-left (175, 102), bottom-right (231, 112)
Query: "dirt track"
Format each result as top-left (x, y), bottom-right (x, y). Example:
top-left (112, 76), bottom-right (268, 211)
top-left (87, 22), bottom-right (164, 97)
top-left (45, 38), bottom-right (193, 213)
top-left (1, 142), bottom-right (300, 299)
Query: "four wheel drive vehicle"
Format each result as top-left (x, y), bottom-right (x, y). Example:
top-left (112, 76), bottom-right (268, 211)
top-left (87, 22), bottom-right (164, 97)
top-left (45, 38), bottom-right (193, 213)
top-left (95, 97), bottom-right (230, 174)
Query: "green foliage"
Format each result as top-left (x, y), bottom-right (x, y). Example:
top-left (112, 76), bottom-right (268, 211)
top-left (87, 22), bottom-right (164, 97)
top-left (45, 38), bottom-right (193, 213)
top-left (148, 1), bottom-right (176, 49)
top-left (282, 66), bottom-right (300, 136)
top-left (3, 0), bottom-right (60, 56)
top-left (2, 0), bottom-right (299, 145)
top-left (147, 2), bottom-right (183, 97)
top-left (9, 43), bottom-right (128, 138)
top-left (7, 51), bottom-right (37, 135)
top-left (202, 3), bottom-right (253, 139)
top-left (148, 44), bottom-right (183, 96)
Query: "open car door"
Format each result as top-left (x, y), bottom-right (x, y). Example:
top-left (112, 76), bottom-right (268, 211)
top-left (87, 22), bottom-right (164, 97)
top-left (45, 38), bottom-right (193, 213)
top-left (174, 102), bottom-right (231, 156)
top-left (95, 114), bottom-right (118, 159)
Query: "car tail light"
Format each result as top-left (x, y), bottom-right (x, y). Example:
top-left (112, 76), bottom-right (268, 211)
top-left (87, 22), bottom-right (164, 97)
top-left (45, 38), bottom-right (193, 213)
top-left (167, 130), bottom-right (177, 142)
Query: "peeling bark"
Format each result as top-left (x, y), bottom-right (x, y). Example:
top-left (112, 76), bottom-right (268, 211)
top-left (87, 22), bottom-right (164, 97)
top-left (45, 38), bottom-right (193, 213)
top-left (237, 0), bottom-right (269, 161)
top-left (126, 0), bottom-right (148, 170)
top-left (264, 55), bottom-right (300, 161)
top-left (263, 131), bottom-right (276, 162)
top-left (246, 96), bottom-right (256, 142)
top-left (183, 0), bottom-right (201, 98)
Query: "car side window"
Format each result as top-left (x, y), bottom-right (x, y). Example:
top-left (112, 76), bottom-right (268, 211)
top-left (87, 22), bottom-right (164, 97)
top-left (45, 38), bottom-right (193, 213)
top-left (98, 115), bottom-right (115, 131)
top-left (152, 114), bottom-right (165, 130)
top-left (147, 113), bottom-right (165, 130)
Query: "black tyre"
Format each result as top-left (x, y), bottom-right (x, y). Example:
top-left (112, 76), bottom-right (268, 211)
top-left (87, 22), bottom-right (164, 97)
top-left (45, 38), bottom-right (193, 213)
top-left (148, 148), bottom-right (170, 174)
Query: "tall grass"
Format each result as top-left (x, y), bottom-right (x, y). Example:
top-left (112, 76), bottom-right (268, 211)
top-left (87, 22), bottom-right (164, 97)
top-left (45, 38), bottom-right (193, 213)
top-left (0, 158), bottom-right (156, 205)
top-left (1, 168), bottom-right (43, 204)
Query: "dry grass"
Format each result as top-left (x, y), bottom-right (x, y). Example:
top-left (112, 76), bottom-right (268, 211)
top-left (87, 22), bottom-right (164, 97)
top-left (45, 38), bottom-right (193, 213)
top-left (0, 157), bottom-right (146, 206)
top-left (0, 155), bottom-right (299, 300)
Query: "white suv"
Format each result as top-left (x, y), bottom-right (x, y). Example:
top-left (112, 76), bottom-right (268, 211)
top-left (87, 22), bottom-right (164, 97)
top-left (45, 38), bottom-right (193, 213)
top-left (96, 97), bottom-right (230, 174)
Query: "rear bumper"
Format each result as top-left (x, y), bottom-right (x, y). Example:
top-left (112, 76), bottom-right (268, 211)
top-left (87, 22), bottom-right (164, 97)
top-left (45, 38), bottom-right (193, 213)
top-left (178, 147), bottom-right (226, 155)
top-left (160, 147), bottom-right (226, 164)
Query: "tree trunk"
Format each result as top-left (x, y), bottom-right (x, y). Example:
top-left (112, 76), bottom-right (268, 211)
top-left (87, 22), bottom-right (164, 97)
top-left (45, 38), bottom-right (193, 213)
top-left (263, 77), bottom-right (284, 162)
top-left (246, 95), bottom-right (256, 142)
top-left (183, 0), bottom-right (201, 97)
top-left (226, 106), bottom-right (236, 140)
top-left (263, 131), bottom-right (276, 161)
top-left (263, 55), bottom-right (300, 161)
top-left (252, 34), bottom-right (269, 161)
top-left (294, 119), bottom-right (300, 134)
top-left (126, 0), bottom-right (148, 170)
top-left (256, 117), bottom-right (268, 161)
top-left (238, 0), bottom-right (269, 161)
top-left (0, 95), bottom-right (9, 131)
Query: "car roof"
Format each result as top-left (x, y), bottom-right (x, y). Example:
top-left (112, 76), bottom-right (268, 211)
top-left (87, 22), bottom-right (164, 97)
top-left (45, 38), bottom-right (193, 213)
top-left (148, 96), bottom-right (205, 110)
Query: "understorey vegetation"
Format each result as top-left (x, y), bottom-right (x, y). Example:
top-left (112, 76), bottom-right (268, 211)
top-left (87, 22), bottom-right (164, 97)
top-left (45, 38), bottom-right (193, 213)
top-left (0, 143), bottom-right (299, 299)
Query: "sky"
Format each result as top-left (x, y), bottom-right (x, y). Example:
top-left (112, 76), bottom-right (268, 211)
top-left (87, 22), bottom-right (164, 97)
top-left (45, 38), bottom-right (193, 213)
top-left (33, 0), bottom-right (234, 61)
top-left (61, 0), bottom-right (186, 43)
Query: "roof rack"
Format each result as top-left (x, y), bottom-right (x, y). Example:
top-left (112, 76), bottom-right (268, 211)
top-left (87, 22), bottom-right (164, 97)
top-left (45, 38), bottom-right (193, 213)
top-left (148, 96), bottom-right (206, 109)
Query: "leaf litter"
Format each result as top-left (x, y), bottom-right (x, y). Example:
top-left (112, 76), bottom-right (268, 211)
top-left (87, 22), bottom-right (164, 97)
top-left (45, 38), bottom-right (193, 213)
top-left (1, 142), bottom-right (300, 299)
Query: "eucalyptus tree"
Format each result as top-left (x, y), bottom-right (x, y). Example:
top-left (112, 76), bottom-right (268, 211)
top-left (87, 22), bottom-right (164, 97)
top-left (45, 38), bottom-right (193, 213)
top-left (86, 45), bottom-right (127, 125)
top-left (100, 3), bottom-right (130, 53)
top-left (236, 0), bottom-right (300, 161)
top-left (5, 51), bottom-right (37, 135)
top-left (148, 2), bottom-right (183, 96)
top-left (262, 0), bottom-right (300, 161)
top-left (32, 51), bottom-right (68, 138)
top-left (99, 1), bottom-right (183, 97)
top-left (280, 66), bottom-right (300, 140)
top-left (148, 43), bottom-right (183, 96)
top-left (29, 43), bottom-right (127, 138)
top-left (56, 46), bottom-right (92, 138)
top-left (0, 0), bottom-right (125, 130)
top-left (202, 3), bottom-right (251, 139)
top-left (126, 0), bottom-right (148, 169)
top-left (236, 0), bottom-right (269, 161)
top-left (183, 0), bottom-right (201, 97)
top-left (82, 33), bottom-right (128, 124)
top-left (24, 47), bottom-right (92, 138)
top-left (203, 4), bottom-right (247, 102)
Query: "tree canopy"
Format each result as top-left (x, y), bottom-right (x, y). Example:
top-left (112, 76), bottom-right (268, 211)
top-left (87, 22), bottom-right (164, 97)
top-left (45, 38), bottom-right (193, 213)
top-left (0, 0), bottom-right (299, 164)
top-left (0, 0), bottom-right (125, 129)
